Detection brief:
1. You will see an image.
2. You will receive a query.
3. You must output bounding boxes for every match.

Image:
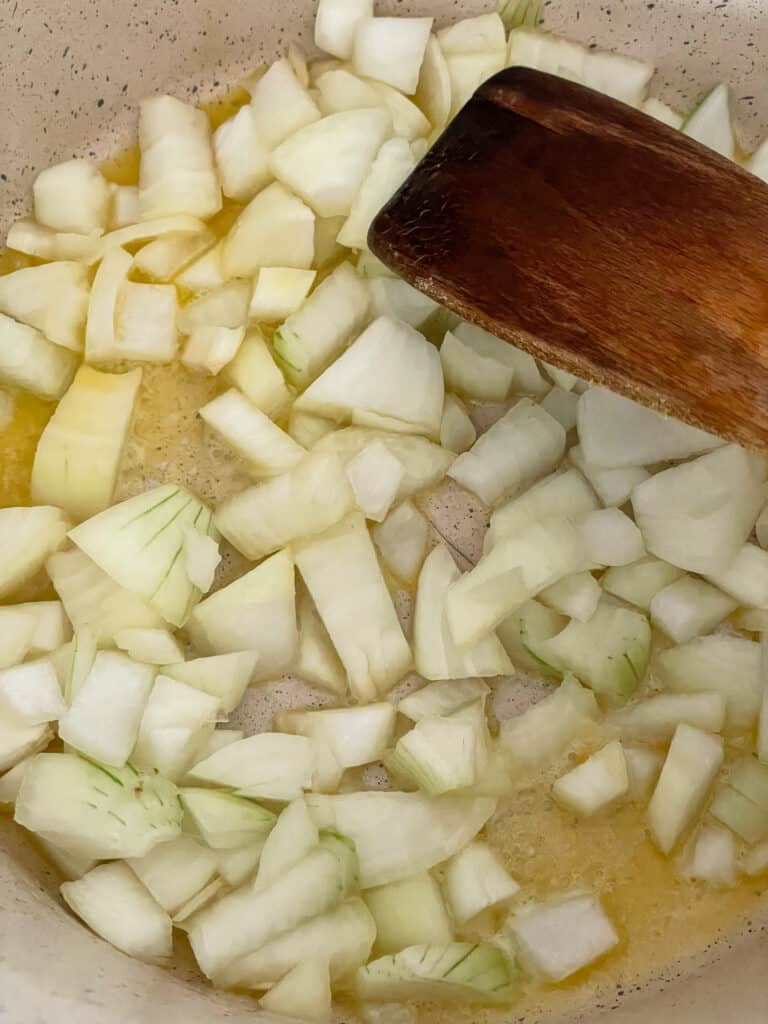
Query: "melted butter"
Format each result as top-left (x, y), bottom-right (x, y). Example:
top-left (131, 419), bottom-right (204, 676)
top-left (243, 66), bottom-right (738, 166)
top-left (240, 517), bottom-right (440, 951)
top-left (0, 80), bottom-right (766, 1023)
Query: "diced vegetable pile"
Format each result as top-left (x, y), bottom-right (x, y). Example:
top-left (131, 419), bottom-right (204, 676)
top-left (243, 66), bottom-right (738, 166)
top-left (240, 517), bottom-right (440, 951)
top-left (1, 0), bottom-right (768, 1016)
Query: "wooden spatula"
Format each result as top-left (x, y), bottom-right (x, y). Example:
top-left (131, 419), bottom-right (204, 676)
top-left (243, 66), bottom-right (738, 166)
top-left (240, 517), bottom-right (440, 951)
top-left (369, 67), bottom-right (768, 450)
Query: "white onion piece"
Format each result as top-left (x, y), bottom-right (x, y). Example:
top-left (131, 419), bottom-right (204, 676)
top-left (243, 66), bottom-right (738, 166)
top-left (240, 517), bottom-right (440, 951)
top-left (683, 826), bottom-right (737, 887)
top-left (642, 97), bottom-right (684, 128)
top-left (0, 262), bottom-right (89, 352)
top-left (569, 443), bottom-right (650, 508)
top-left (440, 394), bottom-right (476, 454)
top-left (511, 895), bottom-right (618, 982)
top-left (296, 316), bottom-right (444, 438)
top-left (138, 95), bottom-right (221, 220)
top-left (182, 326), bottom-right (245, 376)
top-left (291, 585), bottom-right (347, 697)
top-left (249, 58), bottom-right (322, 150)
top-left (315, 0), bottom-right (374, 59)
top-left (706, 543), bottom-right (768, 608)
top-left (270, 108), bottom-right (392, 218)
top-left (0, 660), bottom-right (65, 726)
top-left (215, 452), bottom-right (354, 561)
top-left (274, 261), bottom-right (370, 388)
top-left (337, 137), bottom-right (415, 250)
top-left (6, 219), bottom-right (102, 262)
top-left (539, 571), bottom-right (601, 622)
top-left (440, 330), bottom-right (515, 403)
top-left (578, 387), bottom-right (723, 468)
top-left (486, 468), bottom-right (598, 553)
top-left (213, 105), bottom-right (271, 202)
top-left (552, 740), bottom-right (629, 816)
top-left (200, 389), bottom-right (306, 478)
top-left (0, 313), bottom-right (77, 400)
top-left (650, 577), bottom-right (736, 643)
top-left (115, 282), bottom-right (179, 363)
top-left (84, 245), bottom-right (132, 363)
top-left (33, 159), bottom-right (109, 234)
top-left (580, 508), bottom-right (645, 566)
top-left (368, 81), bottom-right (431, 141)
top-left (437, 13), bottom-right (506, 54)
top-left (446, 517), bottom-right (590, 647)
top-left (416, 35), bottom-right (452, 130)
top-left (368, 278), bottom-right (439, 330)
top-left (133, 675), bottom-right (218, 781)
top-left (602, 556), bottom-right (685, 611)
top-left (132, 230), bottom-right (215, 283)
top-left (295, 513), bottom-right (412, 702)
top-left (109, 184), bottom-right (140, 228)
top-left (445, 51), bottom-right (506, 118)
top-left (414, 545), bottom-right (512, 681)
top-left (631, 445), bottom-right (766, 574)
top-left (226, 331), bottom-right (293, 418)
top-left (249, 268), bottom-right (316, 323)
top-left (187, 549), bottom-right (298, 679)
top-left (353, 17), bottom-right (433, 95)
top-left (683, 83), bottom-right (735, 159)
top-left (346, 441), bottom-right (404, 522)
top-left (757, 504), bottom-right (768, 549)
top-left (448, 399), bottom-right (566, 507)
top-left (372, 501), bottom-right (430, 585)
top-left (315, 427), bottom-right (454, 500)
top-left (222, 182), bottom-right (315, 277)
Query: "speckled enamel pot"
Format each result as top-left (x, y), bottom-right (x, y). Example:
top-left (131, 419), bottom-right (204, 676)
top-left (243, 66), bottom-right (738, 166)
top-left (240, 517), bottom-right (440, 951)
top-left (2, 1), bottom-right (768, 1021)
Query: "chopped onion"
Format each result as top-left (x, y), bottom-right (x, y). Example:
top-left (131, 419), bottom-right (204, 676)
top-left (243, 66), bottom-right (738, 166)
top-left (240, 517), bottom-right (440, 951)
top-left (387, 702), bottom-right (487, 796)
top-left (416, 35), bottom-right (452, 130)
top-left (368, 277), bottom-right (440, 330)
top-left (0, 710), bottom-right (52, 774)
top-left (372, 500), bottom-right (430, 585)
top-left (270, 108), bottom-right (392, 218)
top-left (132, 229), bottom-right (215, 283)
top-left (187, 548), bottom-right (298, 679)
top-left (132, 675), bottom-right (218, 781)
top-left (222, 182), bottom-right (315, 277)
top-left (138, 95), bottom-right (221, 220)
top-left (292, 585), bottom-right (347, 697)
top-left (114, 629), bottom-right (185, 666)
top-left (440, 329), bottom-right (515, 403)
top-left (602, 556), bottom-right (685, 611)
top-left (127, 835), bottom-right (218, 916)
top-left (538, 571), bottom-right (601, 623)
top-left (445, 517), bottom-right (589, 648)
top-left (31, 366), bottom-right (142, 521)
top-left (682, 826), bottom-right (737, 887)
top-left (6, 219), bottom-right (102, 262)
top-left (398, 678), bottom-right (489, 723)
top-left (445, 51), bottom-right (506, 118)
top-left (215, 452), bottom-right (353, 561)
top-left (540, 385), bottom-right (579, 431)
top-left (182, 326), bottom-right (246, 375)
top-left (115, 281), bottom-right (179, 363)
top-left (69, 484), bottom-right (216, 628)
top-left (248, 58), bottom-right (322, 150)
top-left (176, 240), bottom-right (226, 293)
top-left (569, 443), bottom-right (650, 508)
top-left (33, 159), bottom-right (109, 235)
top-left (578, 388), bottom-right (722, 468)
top-left (0, 506), bottom-right (68, 600)
top-left (61, 862), bottom-right (172, 963)
top-left (579, 507), bottom-right (645, 566)
top-left (276, 703), bottom-right (396, 769)
top-left (0, 261), bottom-right (89, 352)
top-left (448, 399), bottom-right (565, 507)
top-left (499, 676), bottom-right (599, 769)
top-left (315, 427), bottom-right (454, 500)
top-left (650, 576), bottom-right (736, 643)
top-left (364, 873), bottom-right (452, 954)
top-left (624, 745), bottom-right (664, 802)
top-left (47, 547), bottom-right (165, 644)
top-left (212, 105), bottom-right (271, 202)
top-left (274, 261), bottom-right (370, 388)
top-left (200, 388), bottom-right (306, 478)
top-left (57, 651), bottom-right (154, 767)
top-left (0, 659), bottom-right (65, 726)
top-left (552, 740), bottom-right (629, 816)
top-left (368, 81), bottom-right (431, 141)
top-left (647, 723), bottom-right (723, 854)
top-left (346, 441), bottom-right (404, 521)
top-left (683, 83), bottom-right (735, 159)
top-left (109, 184), bottom-right (140, 228)
top-left (540, 600), bottom-right (651, 703)
top-left (642, 97), bottom-right (684, 128)
top-left (337, 137), bottom-right (415, 249)
top-left (296, 316), bottom-right (444, 438)
top-left (0, 313), bottom-right (77, 400)
top-left (444, 839), bottom-right (519, 925)
top-left (611, 692), bottom-right (726, 743)
top-left (315, 0), bottom-right (374, 59)
top-left (438, 13), bottom-right (506, 54)
top-left (84, 245), bottom-right (132, 362)
top-left (414, 545), bottom-right (512, 681)
top-left (0, 609), bottom-right (38, 670)
top-left (631, 445), bottom-right (766, 574)
top-left (353, 17), bottom-right (433, 95)
top-left (249, 267), bottom-right (316, 323)
top-left (188, 732), bottom-right (315, 802)
top-left (356, 943), bottom-right (517, 1004)
top-left (180, 788), bottom-right (276, 852)
top-left (225, 330), bottom-right (293, 418)
top-left (260, 960), bottom-right (332, 1024)
top-left (511, 894), bottom-right (618, 982)
top-left (163, 652), bottom-right (258, 715)
top-left (294, 513), bottom-right (413, 702)
top-left (439, 394), bottom-right (476, 454)
top-left (183, 528), bottom-right (221, 593)
top-left (706, 543), bottom-right (768, 608)
top-left (306, 790), bottom-right (495, 888)
top-left (485, 467), bottom-right (598, 553)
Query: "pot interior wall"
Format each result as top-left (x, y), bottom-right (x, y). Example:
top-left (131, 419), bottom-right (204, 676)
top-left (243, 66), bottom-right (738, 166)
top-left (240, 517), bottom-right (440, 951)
top-left (1, 1), bottom-right (767, 1021)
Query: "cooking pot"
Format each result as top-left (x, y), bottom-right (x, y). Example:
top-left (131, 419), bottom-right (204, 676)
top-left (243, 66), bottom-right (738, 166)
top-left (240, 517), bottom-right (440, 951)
top-left (1, 1), bottom-right (767, 1021)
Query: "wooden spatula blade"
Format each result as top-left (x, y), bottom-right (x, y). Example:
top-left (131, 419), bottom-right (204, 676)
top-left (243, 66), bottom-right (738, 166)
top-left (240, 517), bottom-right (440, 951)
top-left (369, 67), bottom-right (768, 450)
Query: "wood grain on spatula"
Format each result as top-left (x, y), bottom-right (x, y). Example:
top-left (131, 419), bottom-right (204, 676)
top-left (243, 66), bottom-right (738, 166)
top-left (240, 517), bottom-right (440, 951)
top-left (369, 67), bottom-right (768, 450)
